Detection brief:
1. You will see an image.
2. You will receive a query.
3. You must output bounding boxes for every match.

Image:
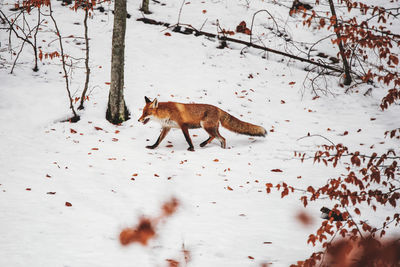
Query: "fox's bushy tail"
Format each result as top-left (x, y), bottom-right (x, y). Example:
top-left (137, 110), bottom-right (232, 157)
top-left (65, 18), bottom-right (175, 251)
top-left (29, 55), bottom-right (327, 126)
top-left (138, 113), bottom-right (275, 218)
top-left (219, 110), bottom-right (267, 137)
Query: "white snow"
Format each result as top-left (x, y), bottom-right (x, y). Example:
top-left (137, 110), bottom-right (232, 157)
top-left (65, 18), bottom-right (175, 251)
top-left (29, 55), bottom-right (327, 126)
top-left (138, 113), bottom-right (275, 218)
top-left (1, 0), bottom-right (399, 266)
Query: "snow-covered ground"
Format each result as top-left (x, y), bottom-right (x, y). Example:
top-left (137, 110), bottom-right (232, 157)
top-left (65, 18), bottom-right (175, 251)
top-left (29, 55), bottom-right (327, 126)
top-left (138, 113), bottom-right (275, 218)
top-left (1, 1), bottom-right (399, 266)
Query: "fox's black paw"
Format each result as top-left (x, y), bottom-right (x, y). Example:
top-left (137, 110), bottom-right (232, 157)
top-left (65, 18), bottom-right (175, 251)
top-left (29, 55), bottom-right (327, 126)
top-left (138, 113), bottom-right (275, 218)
top-left (187, 147), bottom-right (195, 151)
top-left (146, 145), bottom-right (156, 149)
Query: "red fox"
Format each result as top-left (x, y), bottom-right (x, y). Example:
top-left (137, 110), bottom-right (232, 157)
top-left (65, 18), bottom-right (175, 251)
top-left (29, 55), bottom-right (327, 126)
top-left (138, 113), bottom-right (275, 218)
top-left (138, 96), bottom-right (267, 151)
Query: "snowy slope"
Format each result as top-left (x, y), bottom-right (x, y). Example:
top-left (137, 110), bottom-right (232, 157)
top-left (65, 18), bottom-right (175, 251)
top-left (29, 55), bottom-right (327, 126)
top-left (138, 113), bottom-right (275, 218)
top-left (1, 1), bottom-right (399, 266)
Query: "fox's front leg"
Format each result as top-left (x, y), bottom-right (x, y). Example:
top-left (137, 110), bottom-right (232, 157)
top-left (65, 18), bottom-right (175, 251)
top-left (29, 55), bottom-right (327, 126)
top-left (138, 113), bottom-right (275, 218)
top-left (180, 124), bottom-right (195, 151)
top-left (146, 127), bottom-right (170, 149)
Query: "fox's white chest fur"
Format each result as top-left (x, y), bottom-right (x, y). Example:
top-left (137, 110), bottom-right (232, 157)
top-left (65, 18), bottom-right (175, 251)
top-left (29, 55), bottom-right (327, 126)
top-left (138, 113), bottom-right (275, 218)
top-left (152, 116), bottom-right (179, 128)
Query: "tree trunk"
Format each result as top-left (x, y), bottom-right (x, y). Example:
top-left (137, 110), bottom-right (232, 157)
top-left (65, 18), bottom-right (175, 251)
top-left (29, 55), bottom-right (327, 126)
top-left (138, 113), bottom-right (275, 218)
top-left (49, 1), bottom-right (79, 122)
top-left (140, 0), bottom-right (151, 14)
top-left (106, 0), bottom-right (130, 124)
top-left (33, 7), bottom-right (40, 72)
top-left (328, 0), bottom-right (352, 86)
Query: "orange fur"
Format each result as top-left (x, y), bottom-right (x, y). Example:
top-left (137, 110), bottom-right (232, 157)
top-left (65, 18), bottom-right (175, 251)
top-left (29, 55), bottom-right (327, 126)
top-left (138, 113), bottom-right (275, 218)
top-left (138, 97), bottom-right (266, 151)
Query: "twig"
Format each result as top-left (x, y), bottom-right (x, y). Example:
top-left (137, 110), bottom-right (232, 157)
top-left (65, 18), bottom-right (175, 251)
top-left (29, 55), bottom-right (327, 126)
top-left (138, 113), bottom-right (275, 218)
top-left (199, 18), bottom-right (207, 31)
top-left (177, 0), bottom-right (186, 25)
top-left (306, 34), bottom-right (336, 60)
top-left (344, 206), bottom-right (364, 240)
top-left (293, 153), bottom-right (400, 161)
top-left (33, 7), bottom-right (41, 72)
top-left (78, 5), bottom-right (91, 110)
top-left (10, 39), bottom-right (26, 73)
top-left (47, 36), bottom-right (85, 47)
top-left (297, 134), bottom-right (336, 146)
top-left (249, 9), bottom-right (280, 45)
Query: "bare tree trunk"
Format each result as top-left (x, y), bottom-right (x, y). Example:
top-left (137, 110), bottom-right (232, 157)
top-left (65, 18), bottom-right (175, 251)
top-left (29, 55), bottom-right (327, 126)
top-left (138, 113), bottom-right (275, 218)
top-left (328, 0), bottom-right (352, 85)
top-left (106, 0), bottom-right (130, 124)
top-left (78, 6), bottom-right (90, 110)
top-left (33, 7), bottom-right (40, 72)
top-left (49, 2), bottom-right (79, 122)
top-left (140, 0), bottom-right (151, 14)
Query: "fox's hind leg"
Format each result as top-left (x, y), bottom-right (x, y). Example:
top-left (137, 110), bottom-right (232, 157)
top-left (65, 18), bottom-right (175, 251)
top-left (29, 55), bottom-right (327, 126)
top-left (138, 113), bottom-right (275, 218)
top-left (215, 126), bottom-right (226, 148)
top-left (200, 135), bottom-right (215, 147)
top-left (200, 122), bottom-right (226, 149)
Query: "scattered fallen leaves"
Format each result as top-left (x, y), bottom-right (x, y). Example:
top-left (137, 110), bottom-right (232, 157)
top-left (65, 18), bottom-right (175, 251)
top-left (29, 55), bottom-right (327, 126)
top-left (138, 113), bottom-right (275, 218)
top-left (271, 169), bottom-right (283, 172)
top-left (166, 259), bottom-right (179, 267)
top-left (65, 202), bottom-right (72, 207)
top-left (236, 21), bottom-right (251, 35)
top-left (162, 198), bottom-right (179, 216)
top-left (120, 218), bottom-right (155, 246)
top-left (266, 183), bottom-right (273, 193)
top-left (296, 211), bottom-right (314, 226)
top-left (119, 198), bottom-right (179, 246)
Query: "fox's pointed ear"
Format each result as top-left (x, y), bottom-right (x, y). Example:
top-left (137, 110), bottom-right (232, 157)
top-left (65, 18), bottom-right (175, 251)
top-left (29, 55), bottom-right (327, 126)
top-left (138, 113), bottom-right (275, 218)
top-left (145, 96), bottom-right (151, 103)
top-left (152, 98), bottom-right (158, 108)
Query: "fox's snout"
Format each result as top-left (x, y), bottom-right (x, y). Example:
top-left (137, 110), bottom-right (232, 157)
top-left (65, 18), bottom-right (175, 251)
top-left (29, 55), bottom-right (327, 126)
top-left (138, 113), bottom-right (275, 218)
top-left (138, 116), bottom-right (150, 124)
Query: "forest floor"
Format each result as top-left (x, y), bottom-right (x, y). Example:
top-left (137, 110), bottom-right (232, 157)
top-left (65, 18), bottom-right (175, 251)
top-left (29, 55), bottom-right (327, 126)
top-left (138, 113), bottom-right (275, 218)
top-left (1, 0), bottom-right (399, 266)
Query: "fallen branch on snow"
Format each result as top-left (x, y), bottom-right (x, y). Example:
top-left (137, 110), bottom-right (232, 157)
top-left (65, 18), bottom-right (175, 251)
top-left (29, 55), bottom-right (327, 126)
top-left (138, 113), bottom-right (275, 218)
top-left (137, 17), bottom-right (344, 74)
